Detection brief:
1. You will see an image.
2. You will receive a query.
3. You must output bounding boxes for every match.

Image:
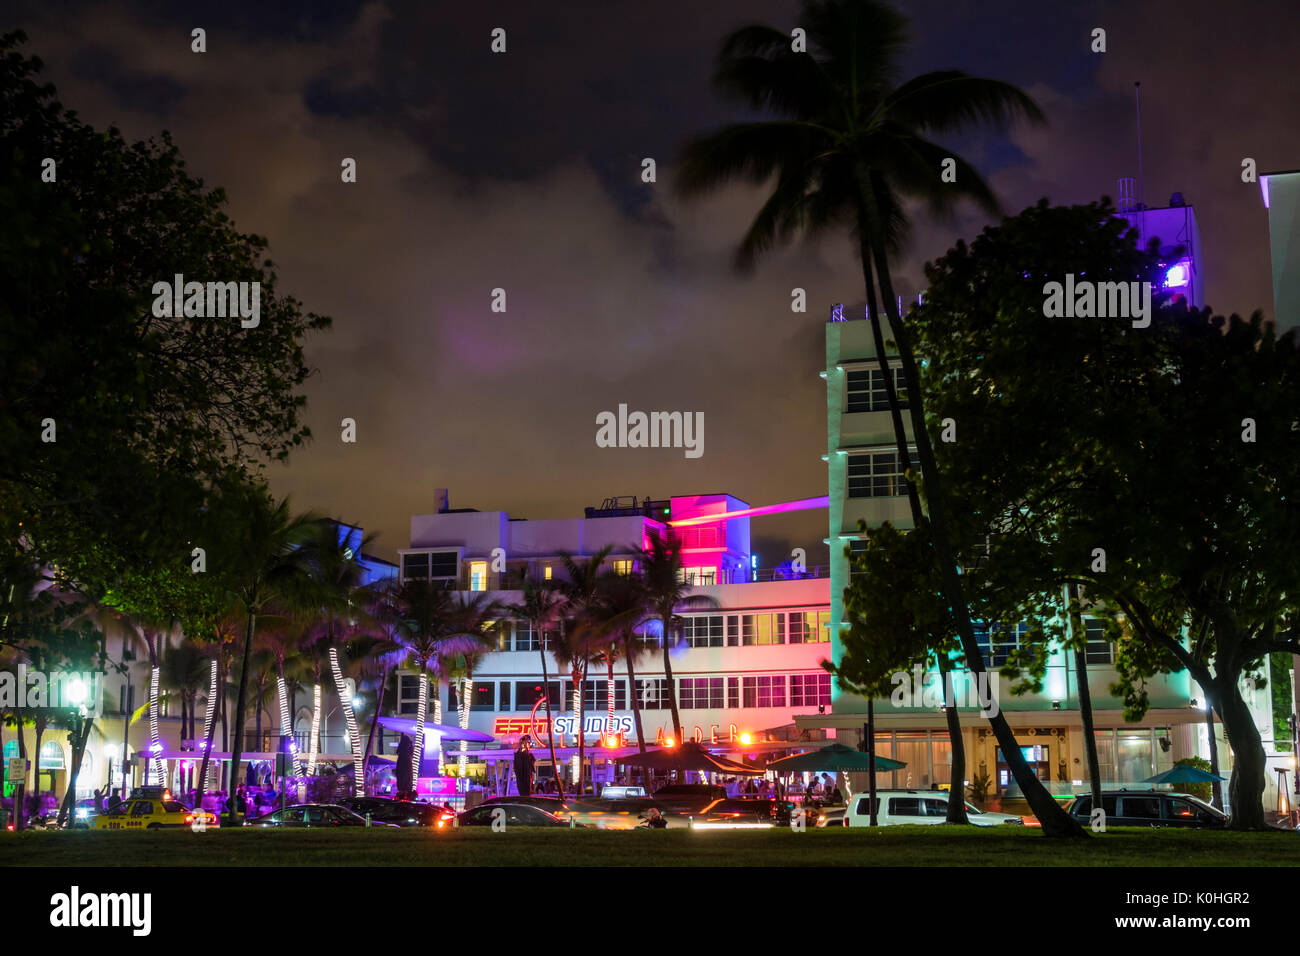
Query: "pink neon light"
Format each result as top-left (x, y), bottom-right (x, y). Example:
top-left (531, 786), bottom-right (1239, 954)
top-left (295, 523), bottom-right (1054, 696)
top-left (667, 496), bottom-right (830, 527)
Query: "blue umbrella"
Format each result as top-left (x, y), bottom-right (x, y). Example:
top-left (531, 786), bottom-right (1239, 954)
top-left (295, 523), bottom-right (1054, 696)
top-left (1143, 766), bottom-right (1224, 784)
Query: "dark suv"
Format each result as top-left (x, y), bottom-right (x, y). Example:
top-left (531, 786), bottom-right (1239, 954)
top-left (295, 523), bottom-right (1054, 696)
top-left (1067, 790), bottom-right (1226, 828)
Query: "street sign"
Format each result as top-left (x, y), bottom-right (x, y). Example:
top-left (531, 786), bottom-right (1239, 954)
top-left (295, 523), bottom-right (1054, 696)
top-left (7, 757), bottom-right (27, 785)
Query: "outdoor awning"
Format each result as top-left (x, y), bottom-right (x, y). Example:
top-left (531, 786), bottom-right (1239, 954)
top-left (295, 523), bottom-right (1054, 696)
top-left (376, 717), bottom-right (494, 742)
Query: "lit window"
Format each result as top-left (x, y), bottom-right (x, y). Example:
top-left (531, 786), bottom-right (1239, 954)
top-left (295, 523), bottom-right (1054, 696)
top-left (613, 559), bottom-right (634, 576)
top-left (544, 565), bottom-right (552, 580)
top-left (469, 561), bottom-right (488, 591)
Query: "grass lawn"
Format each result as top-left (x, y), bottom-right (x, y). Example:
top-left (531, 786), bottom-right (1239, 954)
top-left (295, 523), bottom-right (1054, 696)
top-left (1, 825), bottom-right (1297, 866)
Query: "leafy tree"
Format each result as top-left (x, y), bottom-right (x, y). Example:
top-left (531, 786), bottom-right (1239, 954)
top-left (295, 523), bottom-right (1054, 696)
top-left (902, 197), bottom-right (1300, 829)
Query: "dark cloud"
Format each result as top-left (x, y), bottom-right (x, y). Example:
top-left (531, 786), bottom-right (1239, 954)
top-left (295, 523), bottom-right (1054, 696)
top-left (11, 0), bottom-right (1299, 561)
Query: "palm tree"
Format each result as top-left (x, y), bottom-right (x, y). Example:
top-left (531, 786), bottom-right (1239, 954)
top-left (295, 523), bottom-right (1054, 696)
top-left (352, 580), bottom-right (407, 771)
top-left (299, 520), bottom-right (378, 795)
top-left (675, 0), bottom-right (1077, 835)
top-left (551, 548), bottom-right (614, 793)
top-left (587, 573), bottom-right (657, 779)
top-left (443, 593), bottom-right (501, 776)
top-left (218, 482), bottom-right (319, 820)
top-left (505, 576), bottom-right (567, 800)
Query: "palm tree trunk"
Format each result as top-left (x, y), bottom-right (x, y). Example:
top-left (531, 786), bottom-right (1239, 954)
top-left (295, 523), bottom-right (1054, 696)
top-left (660, 613), bottom-right (683, 742)
top-left (363, 668), bottom-right (388, 764)
top-left (938, 655), bottom-right (968, 823)
top-left (227, 610), bottom-right (258, 817)
top-left (329, 647), bottom-right (365, 795)
top-left (458, 674), bottom-right (472, 775)
top-left (538, 628), bottom-right (565, 801)
top-left (857, 228), bottom-right (964, 822)
top-left (1206, 696), bottom-right (1223, 810)
top-left (275, 668), bottom-right (303, 777)
top-left (307, 682), bottom-right (322, 777)
top-left (1067, 584), bottom-right (1103, 813)
top-left (863, 184), bottom-right (1079, 835)
top-left (624, 634), bottom-right (648, 787)
top-left (31, 721), bottom-right (44, 802)
top-left (572, 669), bottom-right (584, 792)
top-left (196, 659), bottom-right (219, 801)
top-left (411, 665), bottom-right (428, 788)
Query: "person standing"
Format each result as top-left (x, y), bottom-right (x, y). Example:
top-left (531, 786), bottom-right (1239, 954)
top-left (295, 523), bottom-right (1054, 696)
top-left (513, 737), bottom-right (536, 798)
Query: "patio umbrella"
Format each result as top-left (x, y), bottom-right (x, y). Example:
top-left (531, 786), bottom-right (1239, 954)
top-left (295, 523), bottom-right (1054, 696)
top-left (617, 741), bottom-right (764, 775)
top-left (766, 743), bottom-right (906, 773)
top-left (1143, 766), bottom-right (1225, 784)
top-left (376, 717), bottom-right (494, 742)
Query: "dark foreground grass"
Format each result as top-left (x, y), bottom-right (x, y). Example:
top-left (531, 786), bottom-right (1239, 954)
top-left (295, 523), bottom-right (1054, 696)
top-left (1, 825), bottom-right (1297, 866)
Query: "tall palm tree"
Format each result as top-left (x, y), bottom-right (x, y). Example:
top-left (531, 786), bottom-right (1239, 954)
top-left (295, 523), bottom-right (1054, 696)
top-left (352, 580), bottom-right (408, 771)
top-left (443, 593), bottom-right (501, 776)
top-left (588, 573), bottom-right (657, 778)
top-left (299, 520), bottom-right (378, 794)
top-left (218, 482), bottom-right (319, 819)
top-left (505, 576), bottom-right (567, 799)
top-left (552, 548), bottom-right (614, 792)
top-left (675, 0), bottom-right (1077, 835)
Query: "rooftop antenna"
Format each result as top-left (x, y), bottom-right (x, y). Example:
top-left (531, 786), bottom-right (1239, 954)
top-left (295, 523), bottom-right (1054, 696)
top-left (1135, 81), bottom-right (1146, 244)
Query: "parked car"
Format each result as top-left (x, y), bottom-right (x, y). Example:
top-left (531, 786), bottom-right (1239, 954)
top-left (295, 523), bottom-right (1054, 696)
top-left (599, 785), bottom-right (647, 799)
top-left (649, 784), bottom-right (728, 813)
top-left (452, 802), bottom-right (581, 828)
top-left (338, 797), bottom-right (450, 828)
top-left (841, 790), bottom-right (1025, 827)
top-left (244, 804), bottom-right (396, 828)
top-left (92, 798), bottom-right (219, 830)
top-left (1066, 791), bottom-right (1226, 828)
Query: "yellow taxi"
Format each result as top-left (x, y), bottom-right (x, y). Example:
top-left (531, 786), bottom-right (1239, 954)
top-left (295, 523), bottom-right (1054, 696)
top-left (91, 797), bottom-right (219, 830)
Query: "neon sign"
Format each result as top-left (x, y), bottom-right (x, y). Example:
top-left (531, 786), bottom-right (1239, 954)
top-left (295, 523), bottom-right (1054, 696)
top-left (493, 713), bottom-right (635, 738)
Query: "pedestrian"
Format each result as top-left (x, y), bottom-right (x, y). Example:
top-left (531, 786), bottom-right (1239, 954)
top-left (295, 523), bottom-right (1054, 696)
top-left (513, 736), bottom-right (536, 798)
top-left (642, 807), bottom-right (668, 829)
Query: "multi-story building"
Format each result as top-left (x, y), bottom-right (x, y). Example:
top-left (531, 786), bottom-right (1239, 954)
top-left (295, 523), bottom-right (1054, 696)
top-left (386, 492), bottom-right (836, 784)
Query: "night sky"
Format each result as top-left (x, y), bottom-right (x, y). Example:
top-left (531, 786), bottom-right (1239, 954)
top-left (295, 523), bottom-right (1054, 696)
top-left (13, 0), bottom-right (1300, 565)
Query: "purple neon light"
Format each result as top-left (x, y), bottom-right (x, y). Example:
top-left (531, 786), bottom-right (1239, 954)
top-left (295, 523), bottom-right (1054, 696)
top-left (1164, 261), bottom-right (1190, 288)
top-left (667, 495), bottom-right (830, 528)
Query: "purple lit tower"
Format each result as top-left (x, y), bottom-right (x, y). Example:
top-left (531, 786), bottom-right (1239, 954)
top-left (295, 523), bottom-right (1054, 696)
top-left (1116, 177), bottom-right (1205, 308)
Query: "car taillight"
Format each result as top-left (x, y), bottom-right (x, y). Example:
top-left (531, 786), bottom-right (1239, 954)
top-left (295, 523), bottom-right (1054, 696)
top-left (185, 815), bottom-right (194, 823)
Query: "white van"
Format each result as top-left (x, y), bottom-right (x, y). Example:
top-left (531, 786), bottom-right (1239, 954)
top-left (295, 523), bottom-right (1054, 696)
top-left (841, 790), bottom-right (1024, 827)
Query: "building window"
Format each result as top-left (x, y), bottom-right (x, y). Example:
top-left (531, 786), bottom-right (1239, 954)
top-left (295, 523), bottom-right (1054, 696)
top-left (846, 365), bottom-right (908, 413)
top-left (469, 561), bottom-right (488, 591)
top-left (680, 677), bottom-right (725, 709)
top-left (848, 449), bottom-right (917, 498)
top-left (741, 676), bottom-right (786, 708)
top-left (544, 565), bottom-right (552, 580)
top-left (402, 550), bottom-right (458, 581)
top-left (740, 612), bottom-right (785, 646)
top-left (974, 622), bottom-right (1026, 668)
top-left (727, 677), bottom-right (739, 708)
top-left (634, 678), bottom-right (671, 710)
top-left (1084, 619), bottom-right (1112, 665)
top-left (790, 673), bottom-right (832, 706)
top-left (787, 610), bottom-right (831, 644)
top-left (612, 559), bottom-right (634, 576)
top-left (678, 567), bottom-right (717, 586)
top-left (469, 683), bottom-right (495, 711)
top-left (397, 674), bottom-right (423, 716)
top-left (514, 619), bottom-right (539, 652)
top-left (726, 616), bottom-right (740, 647)
top-left (563, 680), bottom-right (626, 711)
top-left (681, 615), bottom-right (724, 648)
top-left (515, 681), bottom-right (562, 709)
